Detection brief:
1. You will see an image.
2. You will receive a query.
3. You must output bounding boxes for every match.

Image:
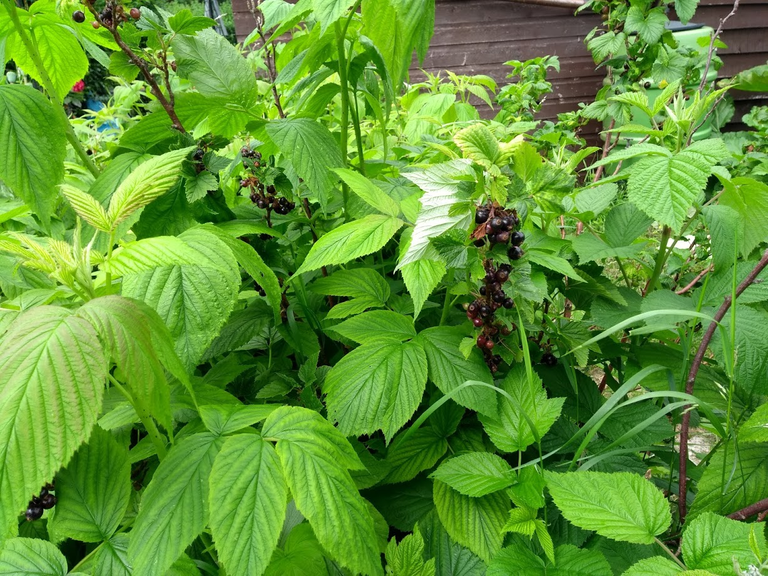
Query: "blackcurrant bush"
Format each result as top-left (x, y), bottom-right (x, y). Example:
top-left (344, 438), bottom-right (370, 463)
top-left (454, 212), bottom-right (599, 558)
top-left (493, 291), bottom-right (506, 303)
top-left (508, 246), bottom-right (524, 260)
top-left (511, 231), bottom-right (525, 246)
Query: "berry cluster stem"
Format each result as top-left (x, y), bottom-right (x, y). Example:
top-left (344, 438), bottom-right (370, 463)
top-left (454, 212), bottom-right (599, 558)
top-left (1, 0), bottom-right (100, 177)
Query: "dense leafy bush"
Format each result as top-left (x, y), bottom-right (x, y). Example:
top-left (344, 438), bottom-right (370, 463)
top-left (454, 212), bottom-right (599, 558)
top-left (1, 0), bottom-right (768, 574)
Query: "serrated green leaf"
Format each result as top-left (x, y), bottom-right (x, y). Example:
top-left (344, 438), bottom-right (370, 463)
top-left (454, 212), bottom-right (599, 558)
top-left (453, 124), bottom-right (502, 168)
top-left (623, 556), bottom-right (683, 575)
top-left (739, 403), bottom-right (768, 443)
top-left (675, 0), bottom-right (699, 23)
top-left (297, 215), bottom-right (404, 274)
top-left (711, 304), bottom-right (768, 395)
top-left (488, 543), bottom-right (612, 576)
top-left (326, 340), bottom-right (427, 442)
top-left (703, 205), bottom-right (741, 272)
top-left (545, 471), bottom-right (671, 544)
top-left (430, 453), bottom-right (515, 497)
top-left (604, 203), bottom-right (652, 248)
top-left (400, 258), bottom-right (446, 320)
top-left (527, 250), bottom-right (586, 282)
top-left (501, 506), bottom-right (537, 537)
top-left (49, 426), bottom-right (130, 543)
top-left (313, 0), bottom-right (356, 31)
top-left (262, 407), bottom-right (381, 575)
top-left (479, 365), bottom-right (564, 453)
top-left (385, 526), bottom-right (436, 576)
top-left (168, 8), bottom-right (216, 34)
top-left (416, 326), bottom-right (497, 416)
top-left (0, 85), bottom-right (67, 225)
top-left (128, 432), bottom-right (224, 576)
top-left (419, 509), bottom-right (485, 576)
top-left (90, 534), bottom-right (131, 576)
top-left (199, 404), bottom-right (280, 436)
top-left (384, 427), bottom-right (449, 484)
top-left (0, 307), bottom-right (107, 540)
top-left (184, 171), bottom-right (218, 203)
top-left (718, 177), bottom-right (768, 257)
top-left (433, 480), bottom-right (508, 563)
top-left (682, 512), bottom-right (764, 575)
top-left (625, 6), bottom-right (667, 43)
top-left (311, 268), bottom-right (390, 301)
top-left (209, 435), bottom-right (288, 576)
top-left (0, 538), bottom-right (67, 576)
top-left (107, 148), bottom-right (193, 230)
top-left (60, 185), bottom-right (111, 232)
top-left (335, 168), bottom-right (401, 217)
top-left (331, 310), bottom-right (417, 344)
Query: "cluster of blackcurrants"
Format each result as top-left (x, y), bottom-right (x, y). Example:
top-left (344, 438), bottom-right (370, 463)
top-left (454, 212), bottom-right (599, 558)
top-left (474, 206), bottom-right (525, 261)
top-left (541, 351), bottom-right (558, 367)
top-left (467, 262), bottom-right (516, 373)
top-left (72, 2), bottom-right (140, 28)
top-left (26, 483), bottom-right (56, 522)
top-left (241, 148), bottom-right (295, 215)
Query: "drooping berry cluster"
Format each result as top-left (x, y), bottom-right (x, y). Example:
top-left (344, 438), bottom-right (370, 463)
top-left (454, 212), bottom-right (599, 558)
top-left (74, 1), bottom-right (140, 28)
top-left (541, 351), bottom-right (558, 367)
top-left (466, 261), bottom-right (515, 373)
top-left (25, 483), bottom-right (56, 522)
top-left (473, 205), bottom-right (526, 261)
top-left (240, 147), bottom-right (296, 216)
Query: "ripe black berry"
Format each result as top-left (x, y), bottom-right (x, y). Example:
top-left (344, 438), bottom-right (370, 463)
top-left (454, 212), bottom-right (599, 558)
top-left (26, 505), bottom-right (43, 522)
top-left (475, 208), bottom-right (490, 224)
top-left (129, 7), bottom-right (141, 19)
top-left (492, 291), bottom-right (506, 304)
top-left (477, 335), bottom-right (488, 349)
top-left (496, 269), bottom-right (509, 282)
top-left (193, 148), bottom-right (205, 161)
top-left (490, 217), bottom-right (504, 230)
top-left (73, 10), bottom-right (85, 22)
top-left (502, 216), bottom-right (514, 230)
top-left (474, 239), bottom-right (485, 247)
top-left (495, 231), bottom-right (510, 244)
top-left (511, 231), bottom-right (525, 246)
top-left (41, 494), bottom-right (56, 510)
top-left (503, 298), bottom-right (515, 309)
top-left (499, 263), bottom-right (512, 273)
top-left (508, 246), bottom-right (524, 261)
top-left (484, 339), bottom-right (495, 350)
top-left (479, 305), bottom-right (491, 317)
top-left (472, 317), bottom-right (484, 327)
top-left (542, 352), bottom-right (558, 367)
top-left (479, 286), bottom-right (487, 296)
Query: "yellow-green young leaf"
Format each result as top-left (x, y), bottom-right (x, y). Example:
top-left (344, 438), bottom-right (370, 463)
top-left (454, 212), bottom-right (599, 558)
top-left (76, 296), bottom-right (173, 432)
top-left (296, 215), bottom-right (404, 275)
top-left (107, 147), bottom-right (193, 230)
top-left (60, 185), bottom-right (111, 232)
top-left (718, 177), bottom-right (768, 257)
top-left (313, 0), bottom-right (357, 32)
top-left (453, 124), bottom-right (503, 168)
top-left (430, 452), bottom-right (515, 497)
top-left (334, 168), bottom-right (401, 217)
top-left (623, 556), bottom-right (687, 575)
top-left (0, 538), bottom-right (68, 576)
top-left (479, 365), bottom-right (564, 453)
top-left (0, 85), bottom-right (67, 225)
top-left (0, 307), bottom-right (107, 540)
top-left (262, 407), bottom-right (381, 576)
top-left (545, 471), bottom-right (671, 544)
top-left (325, 340), bottom-right (428, 442)
top-left (209, 435), bottom-right (288, 576)
top-left (384, 526), bottom-right (435, 576)
top-left (199, 404), bottom-right (279, 436)
top-left (89, 534), bottom-right (131, 576)
top-left (488, 543), bottom-right (613, 576)
top-left (400, 258), bottom-right (446, 320)
top-left (501, 506), bottom-right (537, 537)
top-left (331, 310), bottom-right (416, 344)
top-left (48, 426), bottom-right (130, 543)
top-left (128, 432), bottom-right (224, 576)
top-left (433, 480), bottom-right (508, 563)
top-left (682, 512), bottom-right (765, 575)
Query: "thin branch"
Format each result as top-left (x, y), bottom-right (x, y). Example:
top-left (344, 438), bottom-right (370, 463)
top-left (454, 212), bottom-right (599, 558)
top-left (577, 118), bottom-right (616, 235)
top-left (678, 249), bottom-right (768, 522)
top-left (698, 0), bottom-right (739, 94)
top-left (249, 0), bottom-right (286, 118)
top-left (728, 497), bottom-right (768, 521)
top-left (675, 265), bottom-right (713, 295)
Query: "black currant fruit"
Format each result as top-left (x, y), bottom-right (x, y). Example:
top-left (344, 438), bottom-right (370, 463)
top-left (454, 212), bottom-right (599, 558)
top-left (193, 148), bottom-right (205, 161)
top-left (493, 291), bottom-right (506, 304)
top-left (503, 298), bottom-right (515, 309)
top-left (479, 286), bottom-right (487, 296)
top-left (502, 216), bottom-right (514, 230)
top-left (129, 7), bottom-right (141, 19)
top-left (467, 302), bottom-right (478, 316)
top-left (511, 231), bottom-right (525, 246)
top-left (475, 208), bottom-right (490, 224)
top-left (496, 269), bottom-right (509, 282)
top-left (479, 305), bottom-right (491, 317)
top-left (472, 317), bottom-right (484, 328)
top-left (256, 198), bottom-right (267, 209)
top-left (496, 231), bottom-right (510, 244)
top-left (490, 217), bottom-right (504, 230)
top-left (492, 354), bottom-right (502, 364)
top-left (41, 494), bottom-right (56, 510)
top-left (72, 10), bottom-right (85, 22)
top-left (508, 246), bottom-right (524, 261)
top-left (473, 239), bottom-right (485, 248)
top-left (501, 326), bottom-right (512, 336)
top-left (487, 234), bottom-right (498, 244)
top-left (25, 505), bottom-right (43, 522)
top-left (484, 339), bottom-right (495, 350)
top-left (91, 21), bottom-right (100, 28)
top-left (542, 352), bottom-right (558, 367)
top-left (477, 335), bottom-right (488, 348)
top-left (499, 263), bottom-right (512, 273)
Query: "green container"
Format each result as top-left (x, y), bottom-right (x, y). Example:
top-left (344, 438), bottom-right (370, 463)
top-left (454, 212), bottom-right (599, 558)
top-left (608, 22), bottom-right (717, 145)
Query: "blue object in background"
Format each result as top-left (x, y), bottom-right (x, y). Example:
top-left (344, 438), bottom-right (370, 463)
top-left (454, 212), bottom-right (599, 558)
top-left (85, 98), bottom-right (119, 133)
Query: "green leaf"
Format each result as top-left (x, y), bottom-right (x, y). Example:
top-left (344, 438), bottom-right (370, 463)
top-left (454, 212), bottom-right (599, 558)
top-left (0, 85), bottom-right (67, 225)
top-left (718, 177), bottom-right (768, 257)
top-left (184, 171), bottom-right (218, 203)
top-left (264, 523), bottom-right (327, 576)
top-left (689, 443), bottom-right (768, 519)
top-left (399, 160), bottom-right (474, 268)
top-left (587, 31), bottom-right (626, 62)
top-left (711, 304), bottom-right (768, 395)
top-left (60, 185), bottom-right (112, 232)
top-left (76, 296), bottom-right (173, 432)
top-left (385, 526), bottom-right (436, 576)
top-left (313, 0), bottom-right (356, 32)
top-left (331, 310), bottom-right (417, 344)
top-left (623, 556), bottom-right (685, 575)
top-left (682, 512), bottom-right (764, 575)
top-left (311, 268), bottom-right (390, 301)
top-left (487, 543), bottom-right (612, 576)
top-left (112, 229), bottom-right (241, 370)
top-left (627, 148), bottom-right (715, 232)
top-left (48, 426), bottom-right (130, 543)
top-left (739, 403), bottom-right (768, 443)
top-left (0, 538), bottom-right (67, 576)
top-left (400, 258), bottom-right (446, 320)
top-left (604, 203), bottom-right (652, 248)
top-left (90, 534), bottom-right (131, 576)
top-left (209, 435), bottom-right (288, 576)
top-left (384, 427), bottom-right (449, 484)
top-left (416, 326), bottom-right (497, 416)
top-left (128, 432), bottom-right (223, 576)
top-left (625, 6), bottom-right (667, 44)
top-left (502, 506), bottom-right (537, 537)
top-left (703, 205), bottom-right (741, 272)
top-left (419, 509), bottom-right (485, 576)
top-left (479, 365), bottom-right (564, 453)
top-left (430, 452), bottom-right (515, 497)
top-left (199, 404), bottom-right (279, 436)
top-left (545, 471), bottom-right (671, 544)
top-left (325, 340), bottom-right (428, 442)
top-left (172, 30), bottom-right (258, 106)
top-left (335, 168), bottom-right (401, 217)
top-left (262, 407), bottom-right (381, 576)
top-left (675, 0), bottom-right (699, 24)
top-left (527, 250), bottom-right (586, 282)
top-left (433, 480), bottom-right (508, 563)
top-left (106, 148), bottom-right (193, 230)
top-left (168, 8), bottom-right (215, 34)
top-left (0, 307), bottom-right (107, 540)
top-left (453, 124), bottom-right (502, 168)
top-left (109, 51), bottom-right (140, 82)
top-left (4, 6), bottom-right (89, 101)
top-left (266, 118), bottom-right (344, 209)
top-left (296, 214), bottom-right (404, 275)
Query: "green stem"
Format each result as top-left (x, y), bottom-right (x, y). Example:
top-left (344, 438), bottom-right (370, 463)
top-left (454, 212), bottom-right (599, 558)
top-left (655, 537), bottom-right (687, 570)
top-left (335, 21), bottom-right (350, 210)
top-left (646, 225), bottom-right (671, 294)
top-left (3, 0), bottom-right (99, 178)
top-left (109, 374), bottom-right (168, 460)
top-left (350, 87), bottom-right (366, 175)
top-left (105, 231), bottom-right (115, 295)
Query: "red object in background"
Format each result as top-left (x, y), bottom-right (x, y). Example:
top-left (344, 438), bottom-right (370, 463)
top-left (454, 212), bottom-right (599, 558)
top-left (72, 80), bottom-right (85, 93)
